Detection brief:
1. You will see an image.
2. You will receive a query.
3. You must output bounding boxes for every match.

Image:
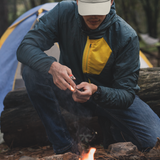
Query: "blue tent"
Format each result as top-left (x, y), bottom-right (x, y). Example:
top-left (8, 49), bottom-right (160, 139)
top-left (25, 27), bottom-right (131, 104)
top-left (0, 2), bottom-right (153, 115)
top-left (0, 3), bottom-right (58, 114)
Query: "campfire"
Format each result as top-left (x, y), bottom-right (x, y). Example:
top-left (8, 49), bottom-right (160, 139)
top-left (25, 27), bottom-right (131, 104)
top-left (80, 148), bottom-right (96, 160)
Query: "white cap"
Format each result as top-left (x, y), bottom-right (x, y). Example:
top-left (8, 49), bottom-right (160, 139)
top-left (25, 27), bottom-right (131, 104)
top-left (78, 0), bottom-right (111, 16)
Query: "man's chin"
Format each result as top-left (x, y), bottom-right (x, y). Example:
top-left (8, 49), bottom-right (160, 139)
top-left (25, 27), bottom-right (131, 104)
top-left (87, 25), bottom-right (99, 30)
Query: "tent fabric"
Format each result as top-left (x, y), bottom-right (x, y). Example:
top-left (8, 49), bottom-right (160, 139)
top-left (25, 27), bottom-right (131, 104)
top-left (0, 2), bottom-right (152, 115)
top-left (0, 6), bottom-right (41, 48)
top-left (140, 51), bottom-right (153, 68)
top-left (0, 3), bottom-right (57, 115)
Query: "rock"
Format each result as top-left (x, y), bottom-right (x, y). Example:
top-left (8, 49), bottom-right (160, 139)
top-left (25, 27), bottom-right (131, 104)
top-left (0, 130), bottom-right (4, 144)
top-left (146, 138), bottom-right (160, 158)
top-left (42, 154), bottom-right (63, 160)
top-left (108, 142), bottom-right (139, 158)
top-left (19, 156), bottom-right (37, 160)
top-left (154, 137), bottom-right (160, 149)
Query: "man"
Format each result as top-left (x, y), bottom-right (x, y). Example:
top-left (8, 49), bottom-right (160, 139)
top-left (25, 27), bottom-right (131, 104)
top-left (17, 0), bottom-right (160, 154)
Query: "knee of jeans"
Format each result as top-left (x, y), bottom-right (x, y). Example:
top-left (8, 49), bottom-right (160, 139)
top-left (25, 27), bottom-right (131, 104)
top-left (111, 123), bottom-right (160, 149)
top-left (110, 124), bottom-right (142, 149)
top-left (147, 138), bottom-right (158, 148)
top-left (146, 131), bottom-right (160, 148)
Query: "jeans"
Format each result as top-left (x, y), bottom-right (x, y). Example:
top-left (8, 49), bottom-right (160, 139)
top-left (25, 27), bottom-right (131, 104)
top-left (22, 66), bottom-right (160, 153)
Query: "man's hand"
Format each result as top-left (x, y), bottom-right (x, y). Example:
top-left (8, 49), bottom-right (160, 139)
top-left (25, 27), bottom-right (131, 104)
top-left (72, 82), bottom-right (97, 103)
top-left (48, 62), bottom-right (76, 91)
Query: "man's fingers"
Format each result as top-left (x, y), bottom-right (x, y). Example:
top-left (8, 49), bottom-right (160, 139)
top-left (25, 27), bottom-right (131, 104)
top-left (76, 83), bottom-right (85, 89)
top-left (57, 66), bottom-right (76, 90)
top-left (49, 62), bottom-right (76, 91)
top-left (61, 78), bottom-right (76, 91)
top-left (69, 74), bottom-right (76, 80)
top-left (65, 75), bottom-right (76, 89)
top-left (76, 88), bottom-right (92, 97)
top-left (72, 90), bottom-right (90, 102)
top-left (72, 94), bottom-right (89, 103)
top-left (56, 82), bottom-right (67, 90)
top-left (55, 77), bottom-right (75, 91)
top-left (54, 76), bottom-right (69, 90)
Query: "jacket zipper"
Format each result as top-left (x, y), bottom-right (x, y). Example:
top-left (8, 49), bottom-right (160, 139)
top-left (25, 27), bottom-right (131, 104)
top-left (86, 44), bottom-right (92, 71)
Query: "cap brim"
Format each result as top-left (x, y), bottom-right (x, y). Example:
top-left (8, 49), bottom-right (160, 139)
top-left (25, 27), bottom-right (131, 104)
top-left (78, 0), bottom-right (111, 16)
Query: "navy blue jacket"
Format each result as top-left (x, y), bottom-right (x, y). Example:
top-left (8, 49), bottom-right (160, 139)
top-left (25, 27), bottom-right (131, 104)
top-left (17, 1), bottom-right (140, 109)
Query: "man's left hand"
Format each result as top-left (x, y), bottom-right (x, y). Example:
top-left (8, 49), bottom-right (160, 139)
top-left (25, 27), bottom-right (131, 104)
top-left (72, 82), bottom-right (97, 103)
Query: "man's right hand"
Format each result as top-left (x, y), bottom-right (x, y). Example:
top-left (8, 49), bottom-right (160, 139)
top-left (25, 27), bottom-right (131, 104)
top-left (48, 62), bottom-right (76, 91)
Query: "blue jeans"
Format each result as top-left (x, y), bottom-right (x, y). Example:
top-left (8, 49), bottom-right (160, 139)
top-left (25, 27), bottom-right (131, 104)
top-left (22, 66), bottom-right (160, 153)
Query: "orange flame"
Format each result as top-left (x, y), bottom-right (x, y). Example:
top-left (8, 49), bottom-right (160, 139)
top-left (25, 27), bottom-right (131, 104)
top-left (70, 85), bottom-right (75, 92)
top-left (81, 148), bottom-right (96, 160)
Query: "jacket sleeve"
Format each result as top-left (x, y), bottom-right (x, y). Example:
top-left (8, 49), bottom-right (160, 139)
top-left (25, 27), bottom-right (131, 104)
top-left (97, 35), bottom-right (140, 109)
top-left (16, 3), bottom-right (60, 73)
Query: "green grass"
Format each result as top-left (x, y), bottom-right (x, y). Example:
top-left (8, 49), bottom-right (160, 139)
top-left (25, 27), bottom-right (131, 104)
top-left (139, 40), bottom-right (158, 53)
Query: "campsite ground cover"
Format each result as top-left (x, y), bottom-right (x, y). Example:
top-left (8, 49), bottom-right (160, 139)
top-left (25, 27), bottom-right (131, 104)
top-left (0, 142), bottom-right (55, 160)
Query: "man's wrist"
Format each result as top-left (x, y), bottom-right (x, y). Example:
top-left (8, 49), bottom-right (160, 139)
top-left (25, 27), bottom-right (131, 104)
top-left (92, 86), bottom-right (101, 101)
top-left (90, 84), bottom-right (98, 94)
top-left (48, 61), bottom-right (58, 74)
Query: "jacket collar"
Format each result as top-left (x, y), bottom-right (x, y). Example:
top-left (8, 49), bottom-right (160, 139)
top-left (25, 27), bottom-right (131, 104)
top-left (75, 2), bottom-right (117, 39)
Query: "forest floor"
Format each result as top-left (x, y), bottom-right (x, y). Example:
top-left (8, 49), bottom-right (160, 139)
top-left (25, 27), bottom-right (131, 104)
top-left (0, 142), bottom-right (55, 160)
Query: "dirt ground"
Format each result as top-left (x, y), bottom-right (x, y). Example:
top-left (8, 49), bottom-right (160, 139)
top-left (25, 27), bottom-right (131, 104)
top-left (0, 142), bottom-right (55, 160)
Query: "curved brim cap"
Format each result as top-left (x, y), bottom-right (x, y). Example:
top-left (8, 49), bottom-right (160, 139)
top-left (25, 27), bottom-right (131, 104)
top-left (78, 0), bottom-right (111, 16)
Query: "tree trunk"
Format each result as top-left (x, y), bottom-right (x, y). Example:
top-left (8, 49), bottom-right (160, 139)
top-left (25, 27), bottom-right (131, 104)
top-left (120, 0), bottom-right (129, 23)
top-left (40, 0), bottom-right (48, 4)
top-left (30, 0), bottom-right (36, 8)
top-left (140, 0), bottom-right (160, 38)
top-left (158, 46), bottom-right (160, 67)
top-left (23, 0), bottom-right (29, 11)
top-left (12, 0), bottom-right (17, 21)
top-left (129, 0), bottom-right (141, 33)
top-left (1, 68), bottom-right (160, 148)
top-left (0, 0), bottom-right (8, 37)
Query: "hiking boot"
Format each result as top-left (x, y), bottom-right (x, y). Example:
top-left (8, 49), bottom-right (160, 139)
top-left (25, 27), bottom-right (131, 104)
top-left (98, 117), bottom-right (115, 149)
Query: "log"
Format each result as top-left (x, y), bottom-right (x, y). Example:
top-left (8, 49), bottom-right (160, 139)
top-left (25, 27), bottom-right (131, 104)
top-left (1, 68), bottom-right (160, 148)
top-left (1, 89), bottom-right (51, 148)
top-left (137, 67), bottom-right (160, 116)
